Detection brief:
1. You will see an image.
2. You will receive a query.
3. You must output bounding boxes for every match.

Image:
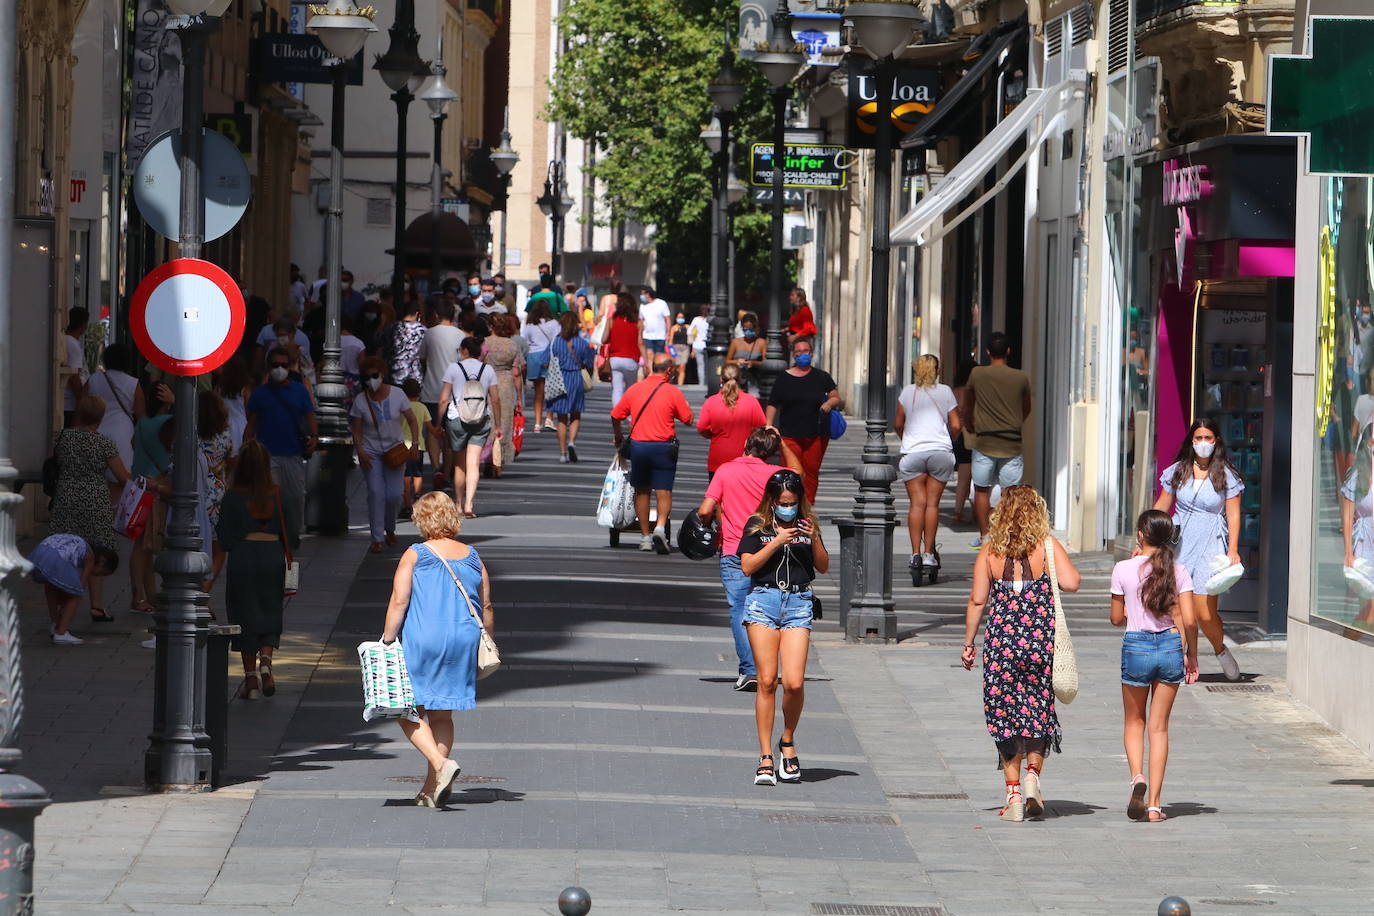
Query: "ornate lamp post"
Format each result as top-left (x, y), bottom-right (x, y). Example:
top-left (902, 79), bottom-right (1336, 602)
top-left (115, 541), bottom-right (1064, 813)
top-left (536, 162), bottom-right (573, 280)
top-left (418, 53), bottom-right (459, 292)
top-left (305, 1), bottom-right (377, 536)
top-left (751, 0), bottom-right (805, 400)
top-left (489, 112), bottom-right (520, 276)
top-left (704, 37), bottom-right (744, 394)
top-left (373, 0), bottom-right (427, 310)
top-left (843, 0), bottom-right (922, 641)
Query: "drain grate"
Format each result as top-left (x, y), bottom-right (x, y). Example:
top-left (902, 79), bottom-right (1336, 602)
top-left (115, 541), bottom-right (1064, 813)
top-left (386, 774), bottom-right (506, 785)
top-left (811, 905), bottom-right (944, 916)
top-left (767, 813), bottom-right (897, 826)
top-left (1206, 684), bottom-right (1273, 694)
top-left (1198, 899), bottom-right (1277, 907)
top-left (886, 792), bottom-right (968, 800)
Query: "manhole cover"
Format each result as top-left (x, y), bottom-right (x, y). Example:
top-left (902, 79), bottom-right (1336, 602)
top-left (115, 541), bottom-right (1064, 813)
top-left (386, 774), bottom-right (506, 785)
top-left (767, 813), bottom-right (897, 826)
top-left (1205, 684), bottom-right (1273, 693)
top-left (811, 906), bottom-right (944, 916)
top-left (886, 792), bottom-right (968, 800)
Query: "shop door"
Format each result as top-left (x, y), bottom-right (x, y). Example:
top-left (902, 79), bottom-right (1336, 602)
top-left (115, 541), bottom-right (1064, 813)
top-left (1037, 230), bottom-right (1073, 527)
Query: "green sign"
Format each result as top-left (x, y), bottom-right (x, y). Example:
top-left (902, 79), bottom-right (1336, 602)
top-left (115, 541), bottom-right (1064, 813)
top-left (1269, 16), bottom-right (1374, 175)
top-left (750, 142), bottom-right (849, 190)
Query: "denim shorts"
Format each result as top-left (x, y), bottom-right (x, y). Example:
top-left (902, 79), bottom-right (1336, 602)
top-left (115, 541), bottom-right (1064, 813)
top-left (971, 449), bottom-right (1024, 488)
top-left (1121, 629), bottom-right (1185, 686)
top-left (526, 348), bottom-right (550, 380)
top-left (743, 586), bottom-right (814, 630)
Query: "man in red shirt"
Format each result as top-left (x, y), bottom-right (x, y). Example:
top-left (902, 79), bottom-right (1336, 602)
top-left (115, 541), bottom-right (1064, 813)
top-left (696, 427), bottom-right (802, 690)
top-left (611, 355), bottom-right (694, 553)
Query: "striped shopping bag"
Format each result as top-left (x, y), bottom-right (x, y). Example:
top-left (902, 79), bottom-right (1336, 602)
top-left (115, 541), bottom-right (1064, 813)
top-left (357, 641), bottom-right (419, 722)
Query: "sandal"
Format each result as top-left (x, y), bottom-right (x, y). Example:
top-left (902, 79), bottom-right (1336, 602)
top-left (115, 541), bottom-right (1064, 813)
top-left (999, 782), bottom-right (1025, 822)
top-left (130, 598), bottom-right (156, 614)
top-left (1127, 775), bottom-right (1148, 821)
top-left (237, 674), bottom-right (261, 701)
top-left (1147, 806), bottom-right (1168, 822)
top-left (258, 656), bottom-right (276, 697)
top-left (754, 754), bottom-right (777, 786)
top-left (777, 740), bottom-right (802, 783)
top-left (415, 791), bottom-right (436, 808)
top-left (1023, 765), bottom-right (1044, 818)
top-left (89, 607), bottom-right (115, 623)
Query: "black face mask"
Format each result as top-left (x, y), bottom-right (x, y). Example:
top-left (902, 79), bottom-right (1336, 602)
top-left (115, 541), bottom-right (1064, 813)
top-left (743, 330), bottom-right (757, 340)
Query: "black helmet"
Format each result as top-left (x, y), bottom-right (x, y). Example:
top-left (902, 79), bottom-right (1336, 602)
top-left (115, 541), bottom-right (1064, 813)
top-left (678, 511), bottom-right (720, 561)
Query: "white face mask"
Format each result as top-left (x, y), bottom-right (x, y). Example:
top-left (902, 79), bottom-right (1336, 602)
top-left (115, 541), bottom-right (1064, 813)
top-left (276, 334), bottom-right (291, 347)
top-left (366, 376), bottom-right (382, 392)
top-left (269, 367), bottom-right (289, 383)
top-left (1193, 440), bottom-right (1215, 459)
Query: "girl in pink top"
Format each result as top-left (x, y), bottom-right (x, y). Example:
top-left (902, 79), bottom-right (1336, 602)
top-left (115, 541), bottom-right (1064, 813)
top-left (697, 365), bottom-right (766, 474)
top-left (1110, 509), bottom-right (1200, 822)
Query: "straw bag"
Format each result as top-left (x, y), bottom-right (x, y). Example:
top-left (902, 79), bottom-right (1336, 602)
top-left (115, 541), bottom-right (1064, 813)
top-left (432, 547), bottom-right (501, 679)
top-left (1045, 537), bottom-right (1078, 704)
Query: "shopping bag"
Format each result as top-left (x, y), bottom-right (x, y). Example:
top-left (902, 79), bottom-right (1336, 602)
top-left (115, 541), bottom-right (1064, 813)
top-left (113, 476), bottom-right (154, 540)
top-left (513, 406), bottom-right (525, 455)
top-left (596, 457), bottom-right (636, 529)
top-left (357, 640), bottom-right (419, 722)
top-left (1045, 538), bottom-right (1078, 705)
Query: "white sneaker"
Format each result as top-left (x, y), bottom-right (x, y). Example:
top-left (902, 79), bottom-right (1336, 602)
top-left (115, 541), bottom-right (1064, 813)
top-left (652, 526), bottom-right (670, 555)
top-left (51, 631), bottom-right (84, 645)
top-left (141, 637), bottom-right (157, 649)
top-left (639, 535), bottom-right (654, 552)
top-left (1216, 647), bottom-right (1241, 681)
top-left (923, 553), bottom-right (938, 567)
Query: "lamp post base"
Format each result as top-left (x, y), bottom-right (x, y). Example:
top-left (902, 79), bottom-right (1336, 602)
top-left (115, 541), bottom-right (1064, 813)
top-left (847, 458), bottom-right (898, 642)
top-left (306, 441), bottom-right (353, 535)
top-left (0, 772), bottom-right (51, 907)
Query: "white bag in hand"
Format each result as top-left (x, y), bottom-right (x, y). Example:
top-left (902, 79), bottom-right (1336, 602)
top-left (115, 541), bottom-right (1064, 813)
top-left (596, 457), bottom-right (636, 529)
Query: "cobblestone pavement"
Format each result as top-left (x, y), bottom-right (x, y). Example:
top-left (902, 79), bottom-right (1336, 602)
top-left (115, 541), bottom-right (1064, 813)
top-left (24, 385), bottom-right (1374, 914)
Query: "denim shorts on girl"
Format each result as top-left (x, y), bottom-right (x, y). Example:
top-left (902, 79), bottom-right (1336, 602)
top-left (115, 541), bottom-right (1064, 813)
top-left (1121, 629), bottom-right (1185, 686)
top-left (743, 585), bottom-right (814, 630)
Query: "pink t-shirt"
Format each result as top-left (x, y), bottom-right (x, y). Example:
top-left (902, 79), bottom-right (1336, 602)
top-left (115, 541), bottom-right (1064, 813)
top-left (1110, 555), bottom-right (1194, 632)
top-left (705, 455), bottom-right (787, 555)
top-left (696, 391), bottom-right (766, 472)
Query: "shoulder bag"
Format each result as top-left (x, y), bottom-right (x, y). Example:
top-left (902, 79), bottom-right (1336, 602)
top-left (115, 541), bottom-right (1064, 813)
top-left (365, 391), bottom-right (411, 469)
top-left (545, 335), bottom-right (568, 401)
top-left (1045, 537), bottom-right (1078, 704)
top-left (432, 547), bottom-right (500, 679)
top-left (276, 489), bottom-right (299, 596)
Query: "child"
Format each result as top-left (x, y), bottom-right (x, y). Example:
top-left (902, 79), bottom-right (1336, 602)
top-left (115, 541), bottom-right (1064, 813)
top-left (399, 378), bottom-right (431, 521)
top-left (1110, 509), bottom-right (1199, 822)
top-left (29, 534), bottom-right (119, 645)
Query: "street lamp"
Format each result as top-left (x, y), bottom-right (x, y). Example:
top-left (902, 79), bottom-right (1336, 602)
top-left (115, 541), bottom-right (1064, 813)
top-left (305, 0), bottom-right (377, 536)
top-left (418, 51), bottom-right (458, 293)
top-left (704, 34), bottom-right (745, 395)
top-left (374, 0), bottom-right (425, 311)
top-left (536, 161), bottom-right (572, 280)
top-left (752, 0), bottom-right (806, 400)
top-left (490, 110), bottom-right (520, 276)
top-left (843, 0), bottom-right (922, 641)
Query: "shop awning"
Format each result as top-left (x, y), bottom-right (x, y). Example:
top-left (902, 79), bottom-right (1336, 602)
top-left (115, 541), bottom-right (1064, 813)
top-left (900, 28), bottom-right (1021, 151)
top-left (891, 78), bottom-right (1085, 247)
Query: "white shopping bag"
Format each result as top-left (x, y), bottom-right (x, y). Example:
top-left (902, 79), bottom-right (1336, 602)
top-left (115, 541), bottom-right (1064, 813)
top-left (357, 641), bottom-right (419, 722)
top-left (596, 457), bottom-right (636, 529)
top-left (113, 476), bottom-right (154, 539)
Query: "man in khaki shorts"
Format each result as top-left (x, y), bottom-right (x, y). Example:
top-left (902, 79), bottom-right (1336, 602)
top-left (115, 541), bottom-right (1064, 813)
top-left (964, 332), bottom-right (1032, 545)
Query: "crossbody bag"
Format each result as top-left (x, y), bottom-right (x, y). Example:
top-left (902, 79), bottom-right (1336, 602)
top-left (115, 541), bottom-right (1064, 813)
top-left (430, 546), bottom-right (501, 679)
top-left (364, 391), bottom-right (411, 469)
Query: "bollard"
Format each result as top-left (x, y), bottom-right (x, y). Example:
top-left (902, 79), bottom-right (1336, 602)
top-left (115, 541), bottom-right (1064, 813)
top-left (558, 886), bottom-right (592, 915)
top-left (830, 517), bottom-right (858, 635)
top-left (1158, 896), bottom-right (1191, 916)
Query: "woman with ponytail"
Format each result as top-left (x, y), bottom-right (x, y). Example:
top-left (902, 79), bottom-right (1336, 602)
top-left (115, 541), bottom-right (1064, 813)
top-left (1110, 509), bottom-right (1199, 822)
top-left (697, 363), bottom-right (766, 478)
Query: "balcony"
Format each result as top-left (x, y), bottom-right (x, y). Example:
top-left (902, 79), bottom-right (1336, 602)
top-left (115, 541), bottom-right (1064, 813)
top-left (1138, 0), bottom-right (1248, 24)
top-left (468, 0), bottom-right (499, 24)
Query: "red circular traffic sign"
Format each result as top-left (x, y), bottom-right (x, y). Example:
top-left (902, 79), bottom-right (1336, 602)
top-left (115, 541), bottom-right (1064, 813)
top-left (130, 258), bottom-right (245, 377)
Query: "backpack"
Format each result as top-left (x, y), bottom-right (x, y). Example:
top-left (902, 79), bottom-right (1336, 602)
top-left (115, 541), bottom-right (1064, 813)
top-left (451, 361), bottom-right (490, 425)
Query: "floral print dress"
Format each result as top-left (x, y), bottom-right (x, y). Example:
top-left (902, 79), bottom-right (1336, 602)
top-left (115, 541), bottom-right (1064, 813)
top-left (982, 561), bottom-right (1061, 765)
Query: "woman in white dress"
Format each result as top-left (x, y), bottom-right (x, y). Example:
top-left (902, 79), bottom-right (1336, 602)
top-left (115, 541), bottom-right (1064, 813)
top-left (85, 343), bottom-right (143, 486)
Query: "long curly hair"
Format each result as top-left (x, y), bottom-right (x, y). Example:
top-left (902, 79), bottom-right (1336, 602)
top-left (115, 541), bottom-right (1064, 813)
top-left (914, 354), bottom-right (939, 388)
top-left (1136, 509), bottom-right (1180, 618)
top-left (986, 485), bottom-right (1050, 559)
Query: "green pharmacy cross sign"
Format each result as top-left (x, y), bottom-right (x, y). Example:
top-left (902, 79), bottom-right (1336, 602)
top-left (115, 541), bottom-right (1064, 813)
top-left (1269, 16), bottom-right (1374, 176)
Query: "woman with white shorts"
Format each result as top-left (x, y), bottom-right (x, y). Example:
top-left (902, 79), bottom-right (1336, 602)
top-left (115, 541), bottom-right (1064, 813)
top-left (895, 355), bottom-right (961, 585)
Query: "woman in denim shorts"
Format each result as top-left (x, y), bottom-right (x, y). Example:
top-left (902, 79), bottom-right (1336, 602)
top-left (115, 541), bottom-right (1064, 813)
top-left (738, 469), bottom-right (829, 786)
top-left (1110, 510), bottom-right (1200, 823)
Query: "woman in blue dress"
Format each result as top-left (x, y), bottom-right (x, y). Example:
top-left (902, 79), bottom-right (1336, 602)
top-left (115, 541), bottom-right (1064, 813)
top-left (29, 533), bottom-right (119, 645)
top-left (380, 490), bottom-right (495, 808)
top-left (546, 311), bottom-right (596, 464)
top-left (1153, 418), bottom-right (1243, 681)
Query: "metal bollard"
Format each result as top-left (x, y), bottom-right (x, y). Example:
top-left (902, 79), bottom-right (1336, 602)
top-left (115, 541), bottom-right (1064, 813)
top-left (1158, 896), bottom-right (1191, 916)
top-left (558, 885), bottom-right (592, 915)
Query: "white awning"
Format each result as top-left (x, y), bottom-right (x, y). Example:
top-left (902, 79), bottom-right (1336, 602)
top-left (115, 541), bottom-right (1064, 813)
top-left (891, 78), bottom-right (1085, 247)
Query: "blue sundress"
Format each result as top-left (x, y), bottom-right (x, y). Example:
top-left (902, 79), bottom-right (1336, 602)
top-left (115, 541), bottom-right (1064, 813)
top-left (401, 543), bottom-right (484, 710)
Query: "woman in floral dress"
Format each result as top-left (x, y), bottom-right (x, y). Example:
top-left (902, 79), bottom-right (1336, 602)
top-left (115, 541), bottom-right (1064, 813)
top-left (199, 390), bottom-right (234, 590)
top-left (962, 485), bottom-right (1080, 822)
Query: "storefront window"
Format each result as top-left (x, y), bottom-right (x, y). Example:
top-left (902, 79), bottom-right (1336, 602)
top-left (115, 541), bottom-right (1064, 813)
top-left (1313, 176), bottom-right (1374, 636)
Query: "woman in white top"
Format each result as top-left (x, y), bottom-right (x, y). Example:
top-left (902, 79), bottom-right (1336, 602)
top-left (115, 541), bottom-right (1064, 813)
top-left (216, 354), bottom-right (253, 455)
top-left (894, 355), bottom-right (961, 585)
top-left (520, 300), bottom-right (561, 431)
top-left (86, 343), bottom-right (144, 486)
top-left (349, 355), bottom-right (421, 554)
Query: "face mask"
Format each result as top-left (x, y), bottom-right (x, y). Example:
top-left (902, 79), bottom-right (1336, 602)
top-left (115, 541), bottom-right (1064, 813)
top-left (269, 367), bottom-right (289, 382)
top-left (276, 334), bottom-right (291, 346)
top-left (468, 285), bottom-right (481, 296)
top-left (743, 329), bottom-right (757, 340)
top-left (677, 317), bottom-right (686, 324)
top-left (774, 504), bottom-right (799, 523)
top-left (364, 311), bottom-right (377, 321)
top-left (481, 292), bottom-right (495, 304)
top-left (342, 282), bottom-right (352, 291)
top-left (366, 376), bottom-right (382, 392)
top-left (494, 284), bottom-right (505, 296)
top-left (794, 353), bottom-right (813, 368)
top-left (1362, 314), bottom-right (1372, 327)
top-left (639, 294), bottom-right (650, 304)
top-left (1193, 440), bottom-right (1215, 459)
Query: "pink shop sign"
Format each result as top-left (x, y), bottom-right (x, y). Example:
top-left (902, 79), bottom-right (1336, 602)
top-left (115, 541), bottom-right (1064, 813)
top-left (1162, 160), bottom-right (1212, 206)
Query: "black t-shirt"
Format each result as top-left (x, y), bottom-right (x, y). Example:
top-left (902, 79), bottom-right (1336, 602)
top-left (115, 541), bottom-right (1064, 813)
top-left (769, 368), bottom-right (837, 439)
top-left (737, 515), bottom-right (815, 588)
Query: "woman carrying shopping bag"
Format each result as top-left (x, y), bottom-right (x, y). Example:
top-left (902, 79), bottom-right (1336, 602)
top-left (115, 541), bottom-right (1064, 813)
top-left (961, 486), bottom-right (1080, 821)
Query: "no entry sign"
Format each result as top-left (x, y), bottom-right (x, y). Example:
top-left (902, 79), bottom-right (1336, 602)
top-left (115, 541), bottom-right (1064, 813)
top-left (130, 259), bottom-right (245, 376)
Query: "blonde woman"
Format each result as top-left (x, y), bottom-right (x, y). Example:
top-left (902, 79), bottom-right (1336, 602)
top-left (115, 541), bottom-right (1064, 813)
top-left (895, 355), bottom-right (961, 584)
top-left (696, 364), bottom-right (766, 478)
top-left (739, 469), bottom-right (828, 785)
top-left (380, 491), bottom-right (495, 808)
top-left (961, 486), bottom-right (1081, 821)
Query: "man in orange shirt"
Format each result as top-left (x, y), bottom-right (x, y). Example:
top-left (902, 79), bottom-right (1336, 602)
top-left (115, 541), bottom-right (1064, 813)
top-left (612, 355), bottom-right (694, 553)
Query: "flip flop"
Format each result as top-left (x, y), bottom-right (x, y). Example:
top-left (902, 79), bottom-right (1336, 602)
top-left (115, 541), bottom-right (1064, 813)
top-left (89, 607), bottom-right (115, 623)
top-left (1127, 777), bottom-right (1148, 821)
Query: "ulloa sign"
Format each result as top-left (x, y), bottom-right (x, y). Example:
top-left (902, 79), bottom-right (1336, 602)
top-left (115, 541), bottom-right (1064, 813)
top-left (1162, 160), bottom-right (1212, 206)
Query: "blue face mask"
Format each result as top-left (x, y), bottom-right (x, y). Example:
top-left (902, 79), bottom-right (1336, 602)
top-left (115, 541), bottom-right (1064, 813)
top-left (774, 504), bottom-right (799, 523)
top-left (639, 294), bottom-right (650, 304)
top-left (794, 353), bottom-right (813, 368)
top-left (468, 285), bottom-right (481, 296)
top-left (743, 329), bottom-right (757, 340)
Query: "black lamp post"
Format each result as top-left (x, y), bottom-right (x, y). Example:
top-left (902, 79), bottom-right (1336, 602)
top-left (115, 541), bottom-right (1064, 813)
top-left (418, 53), bottom-right (459, 292)
top-left (305, 1), bottom-right (377, 536)
top-left (752, 1), bottom-right (805, 401)
top-left (536, 162), bottom-right (573, 280)
top-left (490, 111), bottom-right (520, 275)
top-left (374, 0), bottom-right (426, 311)
top-left (844, 0), bottom-right (922, 641)
top-left (704, 35), bottom-right (744, 394)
